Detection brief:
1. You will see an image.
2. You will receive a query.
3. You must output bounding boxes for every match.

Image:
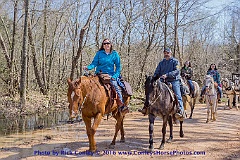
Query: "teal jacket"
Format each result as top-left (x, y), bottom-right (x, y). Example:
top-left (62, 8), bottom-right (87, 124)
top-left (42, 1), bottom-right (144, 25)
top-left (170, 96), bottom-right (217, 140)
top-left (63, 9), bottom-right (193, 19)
top-left (87, 50), bottom-right (121, 79)
top-left (207, 70), bottom-right (221, 86)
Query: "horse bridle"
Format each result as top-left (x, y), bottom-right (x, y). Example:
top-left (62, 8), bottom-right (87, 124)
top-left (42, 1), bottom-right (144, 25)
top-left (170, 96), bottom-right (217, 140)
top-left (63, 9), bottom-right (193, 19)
top-left (222, 79), bottom-right (231, 91)
top-left (205, 79), bottom-right (216, 96)
top-left (147, 81), bottom-right (162, 107)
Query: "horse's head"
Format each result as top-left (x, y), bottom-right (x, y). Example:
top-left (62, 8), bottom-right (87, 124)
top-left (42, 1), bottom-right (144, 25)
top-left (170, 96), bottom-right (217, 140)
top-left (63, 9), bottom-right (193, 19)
top-left (67, 78), bottom-right (83, 118)
top-left (205, 75), bottom-right (215, 94)
top-left (144, 75), bottom-right (160, 108)
top-left (221, 78), bottom-right (229, 89)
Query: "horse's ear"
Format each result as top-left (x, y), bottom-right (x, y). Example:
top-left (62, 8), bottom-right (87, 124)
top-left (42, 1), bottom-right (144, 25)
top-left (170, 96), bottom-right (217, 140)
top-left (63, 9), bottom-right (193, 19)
top-left (73, 77), bottom-right (82, 87)
top-left (67, 78), bottom-right (72, 86)
top-left (145, 75), bottom-right (148, 79)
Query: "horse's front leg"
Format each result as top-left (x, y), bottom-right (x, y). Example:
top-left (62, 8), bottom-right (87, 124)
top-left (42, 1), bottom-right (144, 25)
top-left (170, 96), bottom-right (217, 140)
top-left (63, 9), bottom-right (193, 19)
top-left (159, 115), bottom-right (168, 150)
top-left (110, 113), bottom-right (124, 148)
top-left (82, 115), bottom-right (93, 151)
top-left (212, 100), bottom-right (217, 121)
top-left (189, 98), bottom-right (196, 119)
top-left (90, 113), bottom-right (103, 151)
top-left (179, 120), bottom-right (184, 137)
top-left (229, 95), bottom-right (233, 109)
top-left (120, 118), bottom-right (125, 143)
top-left (206, 98), bottom-right (210, 123)
top-left (83, 113), bottom-right (102, 152)
top-left (166, 115), bottom-right (173, 143)
top-left (148, 114), bottom-right (156, 151)
top-left (235, 94), bottom-right (239, 110)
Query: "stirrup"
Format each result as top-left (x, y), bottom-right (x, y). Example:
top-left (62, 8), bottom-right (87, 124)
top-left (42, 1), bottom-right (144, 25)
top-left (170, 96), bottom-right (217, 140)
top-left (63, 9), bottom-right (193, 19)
top-left (119, 106), bottom-right (128, 112)
top-left (199, 97), bottom-right (204, 103)
top-left (175, 110), bottom-right (185, 120)
top-left (138, 108), bottom-right (147, 115)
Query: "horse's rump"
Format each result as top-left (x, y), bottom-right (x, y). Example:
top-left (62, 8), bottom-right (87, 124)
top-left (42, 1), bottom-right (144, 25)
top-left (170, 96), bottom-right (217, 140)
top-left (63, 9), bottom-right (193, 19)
top-left (97, 73), bottom-right (133, 97)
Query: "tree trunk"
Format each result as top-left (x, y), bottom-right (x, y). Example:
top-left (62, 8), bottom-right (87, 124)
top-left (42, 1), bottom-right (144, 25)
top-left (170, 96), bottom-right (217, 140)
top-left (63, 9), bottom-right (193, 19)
top-left (173, 0), bottom-right (179, 58)
top-left (20, 0), bottom-right (29, 108)
top-left (9, 0), bottom-right (19, 97)
top-left (41, 0), bottom-right (48, 94)
top-left (163, 0), bottom-right (169, 49)
top-left (28, 20), bottom-right (47, 95)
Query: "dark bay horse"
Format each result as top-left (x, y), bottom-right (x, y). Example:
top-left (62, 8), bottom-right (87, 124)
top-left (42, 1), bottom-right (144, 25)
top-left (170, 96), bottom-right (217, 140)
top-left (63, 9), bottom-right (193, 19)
top-left (67, 76), bottom-right (130, 152)
top-left (144, 75), bottom-right (184, 150)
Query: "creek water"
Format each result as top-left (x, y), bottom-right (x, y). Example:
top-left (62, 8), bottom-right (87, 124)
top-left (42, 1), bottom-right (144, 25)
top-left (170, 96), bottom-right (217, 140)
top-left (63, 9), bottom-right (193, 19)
top-left (0, 109), bottom-right (78, 136)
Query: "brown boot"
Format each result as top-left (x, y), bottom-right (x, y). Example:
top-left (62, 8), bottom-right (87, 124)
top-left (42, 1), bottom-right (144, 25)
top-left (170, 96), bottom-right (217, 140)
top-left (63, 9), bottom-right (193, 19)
top-left (119, 106), bottom-right (129, 112)
top-left (138, 107), bottom-right (147, 115)
top-left (175, 112), bottom-right (185, 121)
top-left (199, 96), bottom-right (204, 104)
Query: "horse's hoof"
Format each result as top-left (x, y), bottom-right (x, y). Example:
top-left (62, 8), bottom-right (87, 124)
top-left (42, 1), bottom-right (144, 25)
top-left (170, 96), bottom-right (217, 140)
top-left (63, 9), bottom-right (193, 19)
top-left (206, 120), bottom-right (209, 123)
top-left (120, 139), bottom-right (125, 143)
top-left (180, 133), bottom-right (184, 138)
top-left (166, 137), bottom-right (173, 143)
top-left (159, 144), bottom-right (164, 150)
top-left (148, 146), bottom-right (154, 152)
top-left (109, 144), bottom-right (115, 149)
top-left (87, 149), bottom-right (96, 155)
top-left (189, 116), bottom-right (192, 119)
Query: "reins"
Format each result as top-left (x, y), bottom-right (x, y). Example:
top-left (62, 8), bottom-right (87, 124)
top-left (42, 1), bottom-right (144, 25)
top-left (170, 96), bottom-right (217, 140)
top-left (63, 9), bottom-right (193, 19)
top-left (205, 77), bottom-right (217, 105)
top-left (149, 93), bottom-right (161, 106)
top-left (148, 81), bottom-right (162, 106)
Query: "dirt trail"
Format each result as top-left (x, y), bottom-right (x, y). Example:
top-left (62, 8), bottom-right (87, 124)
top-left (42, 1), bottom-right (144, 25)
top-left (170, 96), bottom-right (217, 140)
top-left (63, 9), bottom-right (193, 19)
top-left (0, 104), bottom-right (239, 160)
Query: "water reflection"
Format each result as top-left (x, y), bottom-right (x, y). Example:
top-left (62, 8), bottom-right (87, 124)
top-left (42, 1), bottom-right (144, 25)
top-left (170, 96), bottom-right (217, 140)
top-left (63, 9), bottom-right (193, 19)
top-left (0, 109), bottom-right (72, 136)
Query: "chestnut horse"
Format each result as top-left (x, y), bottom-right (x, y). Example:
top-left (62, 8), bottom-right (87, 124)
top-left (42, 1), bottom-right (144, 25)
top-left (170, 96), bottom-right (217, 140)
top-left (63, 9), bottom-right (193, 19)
top-left (144, 75), bottom-right (184, 150)
top-left (67, 76), bottom-right (130, 152)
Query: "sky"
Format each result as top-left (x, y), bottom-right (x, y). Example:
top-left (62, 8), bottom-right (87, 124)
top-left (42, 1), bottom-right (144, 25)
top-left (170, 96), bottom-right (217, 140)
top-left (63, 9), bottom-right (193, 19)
top-left (206, 0), bottom-right (236, 11)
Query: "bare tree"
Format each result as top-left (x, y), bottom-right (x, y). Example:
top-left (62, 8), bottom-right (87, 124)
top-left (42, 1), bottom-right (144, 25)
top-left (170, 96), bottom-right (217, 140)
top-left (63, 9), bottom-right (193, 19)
top-left (136, 0), bottom-right (165, 89)
top-left (69, 0), bottom-right (100, 80)
top-left (20, 0), bottom-right (29, 108)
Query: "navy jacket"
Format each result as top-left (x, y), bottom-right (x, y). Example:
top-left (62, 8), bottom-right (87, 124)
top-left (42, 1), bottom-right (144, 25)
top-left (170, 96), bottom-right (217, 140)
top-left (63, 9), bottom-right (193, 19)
top-left (154, 57), bottom-right (181, 82)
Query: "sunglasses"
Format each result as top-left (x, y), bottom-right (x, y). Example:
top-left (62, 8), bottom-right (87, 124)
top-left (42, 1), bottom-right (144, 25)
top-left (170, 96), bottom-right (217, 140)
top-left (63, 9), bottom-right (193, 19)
top-left (103, 42), bottom-right (111, 45)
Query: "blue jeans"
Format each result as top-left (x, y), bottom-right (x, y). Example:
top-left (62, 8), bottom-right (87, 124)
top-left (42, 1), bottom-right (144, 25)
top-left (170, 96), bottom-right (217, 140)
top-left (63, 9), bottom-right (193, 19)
top-left (187, 80), bottom-right (194, 93)
top-left (110, 78), bottom-right (124, 104)
top-left (200, 86), bottom-right (222, 98)
top-left (169, 80), bottom-right (184, 111)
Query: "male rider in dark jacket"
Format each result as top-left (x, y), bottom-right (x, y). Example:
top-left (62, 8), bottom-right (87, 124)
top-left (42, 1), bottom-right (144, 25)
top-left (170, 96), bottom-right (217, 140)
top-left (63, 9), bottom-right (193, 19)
top-left (138, 48), bottom-right (185, 119)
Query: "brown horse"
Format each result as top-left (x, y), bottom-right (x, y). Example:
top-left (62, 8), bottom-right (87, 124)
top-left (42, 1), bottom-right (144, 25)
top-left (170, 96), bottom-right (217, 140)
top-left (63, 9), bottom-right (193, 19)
top-left (181, 78), bottom-right (200, 119)
top-left (221, 78), bottom-right (235, 109)
top-left (67, 75), bottom-right (130, 152)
